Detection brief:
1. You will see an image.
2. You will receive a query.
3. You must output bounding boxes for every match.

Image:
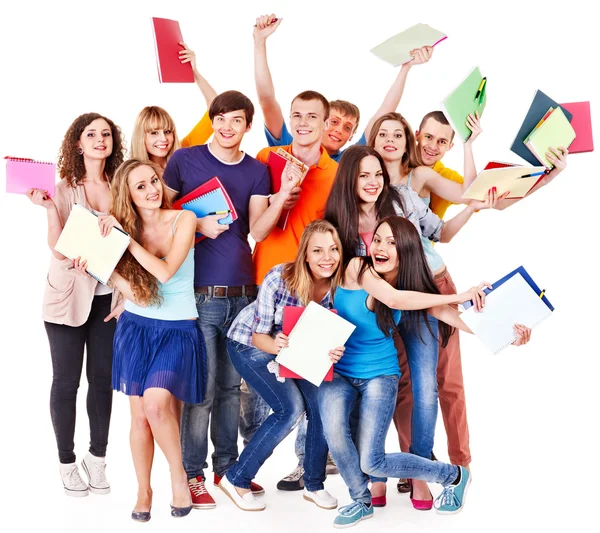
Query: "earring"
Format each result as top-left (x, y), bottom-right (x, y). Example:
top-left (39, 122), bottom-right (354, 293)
top-left (77, 147), bottom-right (83, 155)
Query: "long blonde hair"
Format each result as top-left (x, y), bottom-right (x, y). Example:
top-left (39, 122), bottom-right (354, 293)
top-left (110, 159), bottom-right (172, 306)
top-left (130, 106), bottom-right (180, 162)
top-left (281, 220), bottom-right (344, 305)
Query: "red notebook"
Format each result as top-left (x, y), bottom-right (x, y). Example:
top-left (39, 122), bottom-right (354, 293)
top-left (173, 177), bottom-right (237, 243)
top-left (484, 161), bottom-right (519, 170)
top-left (279, 306), bottom-right (335, 381)
top-left (151, 17), bottom-right (194, 83)
top-left (560, 101), bottom-right (594, 153)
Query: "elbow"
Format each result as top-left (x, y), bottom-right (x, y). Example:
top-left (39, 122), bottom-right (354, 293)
top-left (156, 271), bottom-right (174, 285)
top-left (250, 227), bottom-right (268, 243)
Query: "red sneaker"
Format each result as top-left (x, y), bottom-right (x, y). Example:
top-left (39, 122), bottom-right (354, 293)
top-left (213, 473), bottom-right (265, 495)
top-left (188, 476), bottom-right (216, 509)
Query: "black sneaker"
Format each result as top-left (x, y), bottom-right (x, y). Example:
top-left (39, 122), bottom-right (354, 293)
top-left (276, 466), bottom-right (304, 491)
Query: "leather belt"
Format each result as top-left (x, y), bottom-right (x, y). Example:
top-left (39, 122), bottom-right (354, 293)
top-left (194, 285), bottom-right (258, 298)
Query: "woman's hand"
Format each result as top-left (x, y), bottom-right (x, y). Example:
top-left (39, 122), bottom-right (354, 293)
top-left (546, 145), bottom-right (568, 173)
top-left (71, 256), bottom-right (89, 277)
top-left (98, 215), bottom-right (123, 237)
top-left (511, 323), bottom-right (532, 346)
top-left (178, 42), bottom-right (197, 71)
top-left (26, 188), bottom-right (53, 209)
top-left (274, 332), bottom-right (289, 352)
top-left (328, 346), bottom-right (345, 364)
top-left (469, 187), bottom-right (510, 211)
top-left (456, 281), bottom-right (493, 312)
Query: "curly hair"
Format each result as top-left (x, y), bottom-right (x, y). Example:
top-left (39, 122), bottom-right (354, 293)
top-left (57, 113), bottom-right (126, 186)
top-left (110, 159), bottom-right (172, 307)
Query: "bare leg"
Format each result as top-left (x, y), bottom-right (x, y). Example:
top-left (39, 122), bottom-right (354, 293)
top-left (143, 388), bottom-right (190, 508)
top-left (170, 396), bottom-right (182, 431)
top-left (412, 479), bottom-right (432, 500)
top-left (129, 397), bottom-right (154, 512)
top-left (371, 481), bottom-right (386, 498)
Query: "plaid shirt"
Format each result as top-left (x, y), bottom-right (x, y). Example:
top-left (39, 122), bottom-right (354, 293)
top-left (228, 263), bottom-right (332, 347)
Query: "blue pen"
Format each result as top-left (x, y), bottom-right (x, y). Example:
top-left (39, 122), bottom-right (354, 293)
top-left (517, 171), bottom-right (546, 179)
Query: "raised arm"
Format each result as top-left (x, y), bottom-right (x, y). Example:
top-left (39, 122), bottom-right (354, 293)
top-left (462, 112), bottom-right (483, 190)
top-left (253, 15), bottom-right (285, 139)
top-left (179, 42), bottom-right (217, 107)
top-left (363, 46), bottom-right (433, 141)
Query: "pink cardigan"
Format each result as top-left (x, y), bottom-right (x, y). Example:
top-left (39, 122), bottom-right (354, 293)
top-left (42, 179), bottom-right (118, 327)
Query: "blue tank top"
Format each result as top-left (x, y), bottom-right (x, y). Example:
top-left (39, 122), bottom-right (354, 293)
top-left (333, 287), bottom-right (401, 379)
top-left (125, 213), bottom-right (198, 321)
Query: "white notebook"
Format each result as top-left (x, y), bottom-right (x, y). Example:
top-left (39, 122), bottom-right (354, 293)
top-left (460, 273), bottom-right (552, 354)
top-left (275, 301), bottom-right (356, 386)
top-left (55, 204), bottom-right (130, 284)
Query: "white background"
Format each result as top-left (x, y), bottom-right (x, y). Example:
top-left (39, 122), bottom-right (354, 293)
top-left (0, 0), bottom-right (598, 531)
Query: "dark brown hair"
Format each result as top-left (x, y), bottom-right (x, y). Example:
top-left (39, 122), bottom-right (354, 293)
top-left (329, 100), bottom-right (360, 132)
top-left (57, 113), bottom-right (126, 186)
top-left (209, 90), bottom-right (255, 124)
top-left (291, 90), bottom-right (330, 120)
top-left (418, 111), bottom-right (455, 141)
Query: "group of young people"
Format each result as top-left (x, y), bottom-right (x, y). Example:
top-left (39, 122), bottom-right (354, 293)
top-left (26, 14), bottom-right (567, 529)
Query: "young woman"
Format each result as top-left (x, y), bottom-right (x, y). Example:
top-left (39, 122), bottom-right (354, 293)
top-left (79, 159), bottom-right (206, 521)
top-left (26, 112), bottom-right (125, 497)
top-left (130, 44), bottom-right (217, 169)
top-left (325, 144), bottom-right (497, 507)
top-left (221, 219), bottom-right (345, 512)
top-left (321, 216), bottom-right (531, 528)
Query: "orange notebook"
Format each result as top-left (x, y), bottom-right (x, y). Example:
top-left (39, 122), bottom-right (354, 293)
top-left (560, 101), bottom-right (594, 153)
top-left (151, 17), bottom-right (194, 83)
top-left (279, 306), bottom-right (335, 381)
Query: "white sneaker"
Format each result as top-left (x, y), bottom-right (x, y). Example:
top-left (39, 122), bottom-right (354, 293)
top-left (218, 475), bottom-right (266, 511)
top-left (81, 453), bottom-right (110, 495)
top-left (303, 488), bottom-right (338, 509)
top-left (59, 463), bottom-right (89, 497)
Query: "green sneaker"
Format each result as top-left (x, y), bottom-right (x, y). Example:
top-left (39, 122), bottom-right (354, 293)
top-left (435, 466), bottom-right (471, 515)
top-left (333, 501), bottom-right (373, 528)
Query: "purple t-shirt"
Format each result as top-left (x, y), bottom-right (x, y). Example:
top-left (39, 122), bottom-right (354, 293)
top-left (163, 144), bottom-right (270, 286)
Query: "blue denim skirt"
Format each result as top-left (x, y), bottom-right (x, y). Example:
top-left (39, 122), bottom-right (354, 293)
top-left (112, 311), bottom-right (206, 404)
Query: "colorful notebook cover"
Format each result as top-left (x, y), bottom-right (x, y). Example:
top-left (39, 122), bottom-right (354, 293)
top-left (440, 66), bottom-right (487, 142)
top-left (279, 306), bottom-right (336, 381)
top-left (525, 107), bottom-right (576, 169)
top-left (370, 23), bottom-right (447, 67)
top-left (5, 157), bottom-right (56, 197)
top-left (151, 17), bottom-right (194, 83)
top-left (54, 204), bottom-right (131, 285)
top-left (510, 90), bottom-right (573, 165)
top-left (462, 164), bottom-right (546, 201)
top-left (560, 101), bottom-right (594, 153)
top-left (173, 177), bottom-right (237, 242)
top-left (484, 161), bottom-right (519, 170)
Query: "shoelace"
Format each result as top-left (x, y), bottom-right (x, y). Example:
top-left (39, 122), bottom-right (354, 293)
top-left (189, 479), bottom-right (208, 497)
top-left (66, 466), bottom-right (86, 487)
top-left (435, 486), bottom-right (458, 509)
top-left (282, 466), bottom-right (304, 482)
top-left (338, 501), bottom-right (367, 517)
top-left (88, 461), bottom-right (107, 484)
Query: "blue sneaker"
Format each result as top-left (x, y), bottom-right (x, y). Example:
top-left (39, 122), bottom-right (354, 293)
top-left (435, 466), bottom-right (471, 515)
top-left (333, 501), bottom-right (374, 528)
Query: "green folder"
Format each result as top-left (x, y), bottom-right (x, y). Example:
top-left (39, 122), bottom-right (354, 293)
top-left (525, 107), bottom-right (576, 169)
top-left (441, 66), bottom-right (486, 142)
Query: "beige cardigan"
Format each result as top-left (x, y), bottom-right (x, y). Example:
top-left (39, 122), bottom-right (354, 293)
top-left (42, 179), bottom-right (119, 327)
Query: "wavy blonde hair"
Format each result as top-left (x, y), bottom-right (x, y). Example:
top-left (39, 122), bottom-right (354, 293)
top-left (110, 159), bottom-right (172, 306)
top-left (130, 106), bottom-right (180, 162)
top-left (281, 219), bottom-right (343, 305)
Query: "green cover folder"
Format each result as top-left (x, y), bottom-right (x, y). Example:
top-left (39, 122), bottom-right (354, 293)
top-left (441, 66), bottom-right (487, 142)
top-left (525, 107), bottom-right (576, 169)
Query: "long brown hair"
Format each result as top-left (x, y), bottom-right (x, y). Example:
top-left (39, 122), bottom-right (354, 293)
top-left (325, 145), bottom-right (404, 265)
top-left (356, 216), bottom-right (453, 346)
top-left (281, 219), bottom-right (343, 305)
top-left (367, 112), bottom-right (423, 176)
top-left (110, 159), bottom-right (172, 306)
top-left (57, 112), bottom-right (126, 186)
top-left (131, 106), bottom-right (181, 162)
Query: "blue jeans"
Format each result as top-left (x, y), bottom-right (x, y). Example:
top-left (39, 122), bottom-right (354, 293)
top-left (319, 373), bottom-right (458, 505)
top-left (227, 340), bottom-right (327, 491)
top-left (180, 294), bottom-right (254, 479)
top-left (399, 314), bottom-right (439, 459)
top-left (240, 381), bottom-right (307, 465)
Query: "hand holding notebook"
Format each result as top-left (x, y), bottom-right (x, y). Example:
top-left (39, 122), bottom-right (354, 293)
top-left (5, 157), bottom-right (56, 197)
top-left (462, 164), bottom-right (547, 201)
top-left (370, 23), bottom-right (447, 66)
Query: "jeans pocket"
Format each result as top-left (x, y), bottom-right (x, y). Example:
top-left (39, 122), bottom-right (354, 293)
top-left (195, 293), bottom-right (211, 307)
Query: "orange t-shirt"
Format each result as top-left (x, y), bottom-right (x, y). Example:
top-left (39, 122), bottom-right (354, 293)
top-left (252, 145), bottom-right (338, 284)
top-left (180, 111), bottom-right (213, 148)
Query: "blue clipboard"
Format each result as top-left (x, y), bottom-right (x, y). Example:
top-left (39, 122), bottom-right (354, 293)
top-left (462, 266), bottom-right (554, 312)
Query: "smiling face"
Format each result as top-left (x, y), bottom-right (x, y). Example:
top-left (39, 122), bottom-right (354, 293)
top-left (416, 117), bottom-right (454, 166)
top-left (144, 125), bottom-right (174, 160)
top-left (78, 118), bottom-right (113, 160)
top-left (322, 108), bottom-right (358, 153)
top-left (212, 110), bottom-right (250, 150)
top-left (290, 98), bottom-right (328, 147)
top-left (356, 155), bottom-right (384, 205)
top-left (370, 222), bottom-right (399, 277)
top-left (306, 231), bottom-right (341, 281)
top-left (373, 119), bottom-right (406, 164)
top-left (127, 164), bottom-right (163, 210)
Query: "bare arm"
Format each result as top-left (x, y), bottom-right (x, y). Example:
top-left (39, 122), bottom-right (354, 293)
top-left (26, 189), bottom-right (67, 260)
top-left (414, 166), bottom-right (469, 204)
top-left (462, 112), bottom-right (483, 191)
top-left (428, 305), bottom-right (472, 333)
top-left (253, 15), bottom-right (285, 139)
top-left (108, 271), bottom-right (142, 306)
top-left (179, 42), bottom-right (217, 107)
top-left (252, 332), bottom-right (279, 355)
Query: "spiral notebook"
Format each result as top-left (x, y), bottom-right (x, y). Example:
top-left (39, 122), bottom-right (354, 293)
top-left (151, 17), bottom-right (194, 83)
top-left (173, 177), bottom-right (237, 242)
top-left (54, 204), bottom-right (131, 285)
top-left (460, 269), bottom-right (553, 354)
top-left (5, 157), bottom-right (56, 197)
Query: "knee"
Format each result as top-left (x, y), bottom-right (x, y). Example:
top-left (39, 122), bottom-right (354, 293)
top-left (131, 411), bottom-right (151, 433)
top-left (411, 373), bottom-right (438, 406)
top-left (143, 399), bottom-right (169, 426)
top-left (359, 452), bottom-right (382, 478)
top-left (52, 377), bottom-right (80, 395)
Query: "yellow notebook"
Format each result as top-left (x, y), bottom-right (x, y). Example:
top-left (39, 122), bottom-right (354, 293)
top-left (370, 23), bottom-right (447, 66)
top-left (525, 107), bottom-right (576, 168)
top-left (462, 165), bottom-right (546, 201)
top-left (55, 204), bottom-right (130, 284)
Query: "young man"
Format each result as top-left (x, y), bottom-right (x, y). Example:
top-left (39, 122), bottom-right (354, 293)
top-left (163, 90), bottom-right (297, 509)
top-left (253, 14), bottom-right (433, 162)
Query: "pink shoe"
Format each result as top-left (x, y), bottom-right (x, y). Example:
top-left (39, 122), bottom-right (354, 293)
top-left (409, 480), bottom-right (433, 511)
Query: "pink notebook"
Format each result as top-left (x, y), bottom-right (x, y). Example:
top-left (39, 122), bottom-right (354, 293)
top-left (560, 101), bottom-right (594, 153)
top-left (151, 17), bottom-right (194, 83)
top-left (5, 157), bottom-right (56, 197)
